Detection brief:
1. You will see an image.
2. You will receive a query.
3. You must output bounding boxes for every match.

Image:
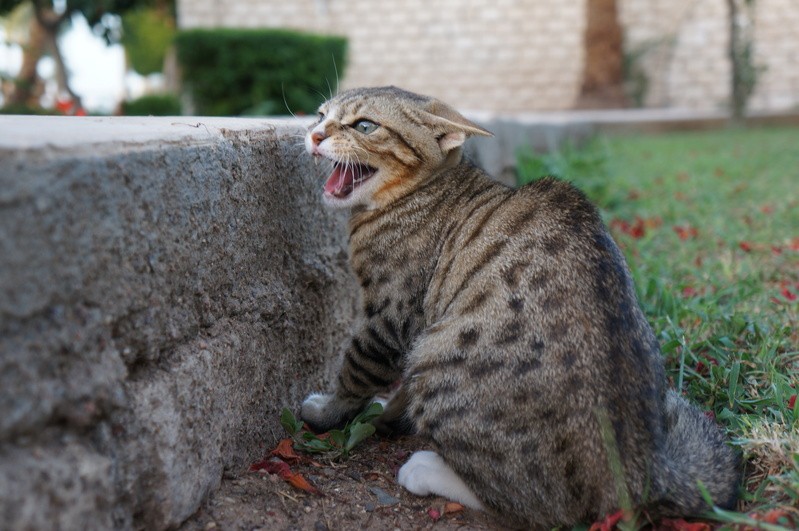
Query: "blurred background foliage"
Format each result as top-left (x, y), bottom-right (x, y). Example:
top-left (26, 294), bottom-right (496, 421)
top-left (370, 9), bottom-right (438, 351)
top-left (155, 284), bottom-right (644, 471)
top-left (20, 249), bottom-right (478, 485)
top-left (121, 5), bottom-right (174, 76)
top-left (175, 29), bottom-right (346, 117)
top-left (0, 0), bottom-right (346, 116)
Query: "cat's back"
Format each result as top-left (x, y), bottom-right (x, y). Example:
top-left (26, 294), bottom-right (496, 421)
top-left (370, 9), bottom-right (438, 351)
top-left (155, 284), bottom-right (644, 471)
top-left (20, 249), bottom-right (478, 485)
top-left (409, 169), bottom-right (667, 526)
top-left (427, 172), bottom-right (625, 322)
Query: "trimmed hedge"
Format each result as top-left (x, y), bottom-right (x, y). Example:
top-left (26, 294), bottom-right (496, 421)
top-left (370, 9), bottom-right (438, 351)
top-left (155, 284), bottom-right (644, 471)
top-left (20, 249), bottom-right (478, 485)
top-left (175, 28), bottom-right (347, 116)
top-left (122, 94), bottom-right (182, 116)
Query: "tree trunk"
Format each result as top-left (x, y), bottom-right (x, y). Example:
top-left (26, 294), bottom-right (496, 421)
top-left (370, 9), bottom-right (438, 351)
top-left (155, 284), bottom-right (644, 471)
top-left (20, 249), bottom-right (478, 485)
top-left (727, 0), bottom-right (758, 122)
top-left (576, 0), bottom-right (628, 109)
top-left (31, 0), bottom-right (83, 113)
top-left (6, 15), bottom-right (47, 107)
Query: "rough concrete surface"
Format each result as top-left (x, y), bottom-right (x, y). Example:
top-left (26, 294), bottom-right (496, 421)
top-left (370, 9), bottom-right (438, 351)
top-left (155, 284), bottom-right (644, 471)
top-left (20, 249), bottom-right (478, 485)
top-left (0, 116), bottom-right (356, 529)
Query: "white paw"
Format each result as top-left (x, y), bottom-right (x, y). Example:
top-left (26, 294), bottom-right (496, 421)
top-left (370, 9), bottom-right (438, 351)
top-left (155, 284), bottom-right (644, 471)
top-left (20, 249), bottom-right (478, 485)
top-left (397, 451), bottom-right (485, 510)
top-left (397, 450), bottom-right (440, 496)
top-left (301, 392), bottom-right (333, 425)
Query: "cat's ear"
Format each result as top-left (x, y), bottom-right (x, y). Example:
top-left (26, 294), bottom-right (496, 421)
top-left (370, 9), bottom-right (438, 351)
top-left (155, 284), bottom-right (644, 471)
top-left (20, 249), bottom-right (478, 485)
top-left (421, 100), bottom-right (493, 153)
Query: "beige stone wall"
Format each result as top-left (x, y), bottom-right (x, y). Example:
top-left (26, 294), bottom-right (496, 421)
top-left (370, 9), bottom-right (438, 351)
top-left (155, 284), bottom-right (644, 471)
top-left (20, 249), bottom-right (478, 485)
top-left (177, 0), bottom-right (587, 112)
top-left (619, 0), bottom-right (799, 112)
top-left (178, 0), bottom-right (799, 113)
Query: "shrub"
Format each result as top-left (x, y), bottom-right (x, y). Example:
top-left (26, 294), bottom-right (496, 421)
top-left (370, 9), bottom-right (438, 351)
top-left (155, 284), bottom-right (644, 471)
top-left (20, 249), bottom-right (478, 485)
top-left (175, 28), bottom-right (347, 116)
top-left (121, 7), bottom-right (176, 76)
top-left (122, 93), bottom-right (181, 116)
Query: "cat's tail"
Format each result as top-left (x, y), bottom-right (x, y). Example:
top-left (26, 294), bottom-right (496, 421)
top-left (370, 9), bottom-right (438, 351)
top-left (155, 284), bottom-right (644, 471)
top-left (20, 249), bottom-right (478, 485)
top-left (651, 390), bottom-right (741, 516)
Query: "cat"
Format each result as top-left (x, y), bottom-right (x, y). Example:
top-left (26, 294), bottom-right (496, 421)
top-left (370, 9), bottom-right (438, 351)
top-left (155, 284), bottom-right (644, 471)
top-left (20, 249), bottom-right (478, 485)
top-left (300, 86), bottom-right (740, 528)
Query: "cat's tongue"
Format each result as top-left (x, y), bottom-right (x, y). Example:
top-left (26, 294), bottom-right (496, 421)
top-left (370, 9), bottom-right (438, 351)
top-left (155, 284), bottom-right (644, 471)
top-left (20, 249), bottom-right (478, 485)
top-left (324, 161), bottom-right (375, 198)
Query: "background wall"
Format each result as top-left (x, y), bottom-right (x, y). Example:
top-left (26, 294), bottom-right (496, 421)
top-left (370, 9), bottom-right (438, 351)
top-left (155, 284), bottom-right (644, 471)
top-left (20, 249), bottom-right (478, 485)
top-left (177, 0), bottom-right (799, 113)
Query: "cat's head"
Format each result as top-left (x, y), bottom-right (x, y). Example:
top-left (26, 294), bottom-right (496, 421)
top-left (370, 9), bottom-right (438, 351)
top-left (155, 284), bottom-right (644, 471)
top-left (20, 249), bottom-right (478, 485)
top-left (306, 86), bottom-right (491, 209)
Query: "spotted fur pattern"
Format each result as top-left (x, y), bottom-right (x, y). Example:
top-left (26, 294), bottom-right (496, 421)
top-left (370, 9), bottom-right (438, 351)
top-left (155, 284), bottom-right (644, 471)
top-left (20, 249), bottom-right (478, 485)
top-left (301, 86), bottom-right (739, 528)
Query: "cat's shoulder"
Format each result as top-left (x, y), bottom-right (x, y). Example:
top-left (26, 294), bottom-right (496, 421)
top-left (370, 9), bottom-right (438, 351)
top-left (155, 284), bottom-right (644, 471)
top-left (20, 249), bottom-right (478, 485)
top-left (512, 176), bottom-right (600, 221)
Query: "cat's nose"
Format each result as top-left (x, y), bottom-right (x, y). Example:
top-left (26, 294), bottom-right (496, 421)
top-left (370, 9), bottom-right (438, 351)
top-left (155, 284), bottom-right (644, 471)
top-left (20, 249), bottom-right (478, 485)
top-left (311, 131), bottom-right (326, 146)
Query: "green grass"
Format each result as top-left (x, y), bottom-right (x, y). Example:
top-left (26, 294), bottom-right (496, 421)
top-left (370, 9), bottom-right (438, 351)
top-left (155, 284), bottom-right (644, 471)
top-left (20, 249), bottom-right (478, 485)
top-left (518, 126), bottom-right (799, 527)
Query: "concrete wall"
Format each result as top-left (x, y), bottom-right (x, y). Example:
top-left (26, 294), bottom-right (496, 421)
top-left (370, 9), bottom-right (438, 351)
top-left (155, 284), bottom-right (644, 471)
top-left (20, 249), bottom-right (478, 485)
top-left (0, 116), bottom-right (357, 529)
top-left (177, 0), bottom-right (799, 114)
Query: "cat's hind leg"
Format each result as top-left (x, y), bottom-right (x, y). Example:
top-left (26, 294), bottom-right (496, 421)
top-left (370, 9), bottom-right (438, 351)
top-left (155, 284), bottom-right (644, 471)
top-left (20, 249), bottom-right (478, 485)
top-left (372, 385), bottom-right (416, 435)
top-left (398, 450), bottom-right (485, 510)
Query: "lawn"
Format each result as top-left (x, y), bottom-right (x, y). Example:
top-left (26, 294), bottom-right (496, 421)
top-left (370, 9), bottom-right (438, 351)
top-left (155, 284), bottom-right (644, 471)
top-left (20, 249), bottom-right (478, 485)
top-left (518, 126), bottom-right (799, 528)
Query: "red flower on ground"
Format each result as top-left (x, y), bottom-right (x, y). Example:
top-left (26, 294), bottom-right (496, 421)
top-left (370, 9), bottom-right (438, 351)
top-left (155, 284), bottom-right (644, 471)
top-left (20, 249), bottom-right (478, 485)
top-left (589, 510), bottom-right (624, 531)
top-left (673, 225), bottom-right (698, 241)
top-left (788, 394), bottom-right (796, 410)
top-left (659, 518), bottom-right (711, 531)
top-left (739, 241), bottom-right (753, 252)
top-left (682, 286), bottom-right (698, 298)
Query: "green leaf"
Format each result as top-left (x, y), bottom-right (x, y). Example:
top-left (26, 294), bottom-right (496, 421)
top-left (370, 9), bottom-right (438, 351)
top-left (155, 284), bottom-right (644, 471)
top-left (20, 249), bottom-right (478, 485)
top-left (280, 408), bottom-right (302, 436)
top-left (300, 438), bottom-right (333, 453)
top-left (345, 422), bottom-right (376, 452)
top-left (728, 360), bottom-right (741, 408)
top-left (329, 429), bottom-right (346, 448)
top-left (352, 401), bottom-right (384, 425)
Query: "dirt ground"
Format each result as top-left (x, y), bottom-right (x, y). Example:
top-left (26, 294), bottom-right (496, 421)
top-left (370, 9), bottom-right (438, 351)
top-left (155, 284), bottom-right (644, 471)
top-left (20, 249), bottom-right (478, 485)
top-left (180, 435), bottom-right (510, 531)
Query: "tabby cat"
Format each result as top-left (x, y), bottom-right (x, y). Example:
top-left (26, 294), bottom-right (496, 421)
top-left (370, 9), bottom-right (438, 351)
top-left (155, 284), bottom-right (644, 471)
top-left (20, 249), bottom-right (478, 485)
top-left (301, 86), bottom-right (739, 528)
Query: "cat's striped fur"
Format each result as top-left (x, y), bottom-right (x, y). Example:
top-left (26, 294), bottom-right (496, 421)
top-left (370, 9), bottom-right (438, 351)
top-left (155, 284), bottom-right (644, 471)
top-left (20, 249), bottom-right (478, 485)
top-left (301, 86), bottom-right (739, 528)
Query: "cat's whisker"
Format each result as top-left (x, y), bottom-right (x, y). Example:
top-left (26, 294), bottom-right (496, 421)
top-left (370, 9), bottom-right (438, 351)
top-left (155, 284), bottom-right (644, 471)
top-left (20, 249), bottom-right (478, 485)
top-left (330, 54), bottom-right (340, 97)
top-left (324, 77), bottom-right (334, 101)
top-left (281, 83), bottom-right (299, 119)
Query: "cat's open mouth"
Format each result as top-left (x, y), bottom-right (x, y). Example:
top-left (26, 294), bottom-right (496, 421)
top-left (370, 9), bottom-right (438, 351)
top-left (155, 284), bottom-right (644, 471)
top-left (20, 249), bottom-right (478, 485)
top-left (324, 160), bottom-right (377, 199)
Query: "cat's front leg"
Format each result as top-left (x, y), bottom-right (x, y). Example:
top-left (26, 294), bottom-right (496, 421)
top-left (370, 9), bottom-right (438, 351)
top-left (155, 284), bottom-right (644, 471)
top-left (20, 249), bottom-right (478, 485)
top-left (301, 324), bottom-right (402, 432)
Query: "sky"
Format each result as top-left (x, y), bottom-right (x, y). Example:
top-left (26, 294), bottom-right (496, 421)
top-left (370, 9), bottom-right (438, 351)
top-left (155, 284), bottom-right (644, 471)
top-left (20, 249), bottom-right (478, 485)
top-left (1, 13), bottom-right (137, 113)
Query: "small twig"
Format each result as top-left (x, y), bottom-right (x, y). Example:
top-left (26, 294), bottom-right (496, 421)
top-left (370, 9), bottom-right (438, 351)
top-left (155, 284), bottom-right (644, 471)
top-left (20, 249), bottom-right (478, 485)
top-left (170, 121), bottom-right (213, 136)
top-left (321, 498), bottom-right (332, 531)
top-left (277, 490), bottom-right (299, 503)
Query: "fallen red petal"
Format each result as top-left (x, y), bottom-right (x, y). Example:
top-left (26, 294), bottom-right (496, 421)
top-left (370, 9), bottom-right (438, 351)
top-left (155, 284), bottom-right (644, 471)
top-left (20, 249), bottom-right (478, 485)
top-left (780, 288), bottom-right (797, 302)
top-left (285, 471), bottom-right (323, 495)
top-left (682, 286), bottom-right (698, 298)
top-left (630, 217), bottom-right (646, 239)
top-left (789, 394), bottom-right (797, 410)
top-left (751, 509), bottom-right (797, 527)
top-left (270, 438), bottom-right (300, 463)
top-left (658, 518), bottom-right (712, 531)
top-left (673, 225), bottom-right (698, 241)
top-left (250, 457), bottom-right (291, 475)
top-left (428, 507), bottom-right (441, 521)
top-left (444, 502), bottom-right (464, 514)
top-left (589, 509), bottom-right (624, 531)
top-left (251, 457), bottom-right (323, 495)
top-left (739, 241), bottom-right (753, 252)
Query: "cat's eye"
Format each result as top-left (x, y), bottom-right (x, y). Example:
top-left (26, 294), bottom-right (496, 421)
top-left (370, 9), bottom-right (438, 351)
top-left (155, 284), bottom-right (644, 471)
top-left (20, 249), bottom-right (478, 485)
top-left (353, 119), bottom-right (379, 135)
